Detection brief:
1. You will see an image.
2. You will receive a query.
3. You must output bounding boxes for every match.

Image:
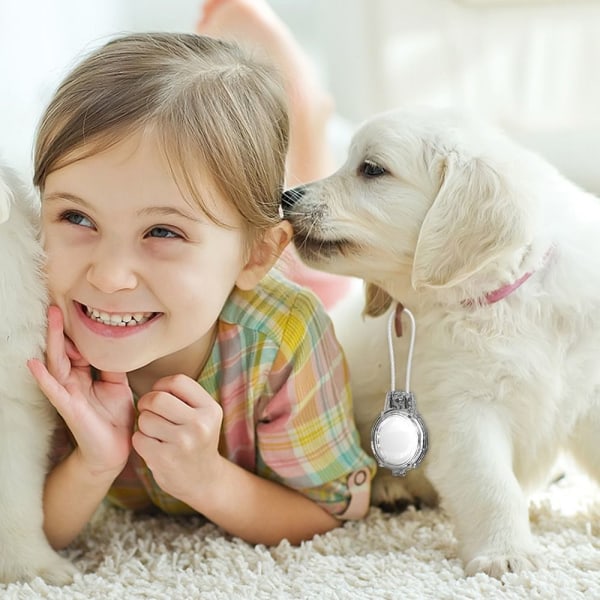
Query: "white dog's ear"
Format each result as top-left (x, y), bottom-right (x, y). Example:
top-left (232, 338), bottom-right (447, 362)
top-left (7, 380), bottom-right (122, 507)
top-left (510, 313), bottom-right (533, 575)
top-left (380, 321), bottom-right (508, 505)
top-left (412, 154), bottom-right (532, 289)
top-left (0, 179), bottom-right (12, 223)
top-left (363, 283), bottom-right (393, 317)
top-left (0, 178), bottom-right (12, 224)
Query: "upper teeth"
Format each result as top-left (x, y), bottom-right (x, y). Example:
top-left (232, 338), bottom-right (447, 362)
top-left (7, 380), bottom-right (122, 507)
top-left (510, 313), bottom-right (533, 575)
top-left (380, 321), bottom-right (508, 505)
top-left (85, 306), bottom-right (154, 327)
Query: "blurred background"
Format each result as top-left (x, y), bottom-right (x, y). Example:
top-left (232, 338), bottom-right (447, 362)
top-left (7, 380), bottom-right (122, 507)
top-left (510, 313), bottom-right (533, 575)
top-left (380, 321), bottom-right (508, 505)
top-left (1, 0), bottom-right (600, 192)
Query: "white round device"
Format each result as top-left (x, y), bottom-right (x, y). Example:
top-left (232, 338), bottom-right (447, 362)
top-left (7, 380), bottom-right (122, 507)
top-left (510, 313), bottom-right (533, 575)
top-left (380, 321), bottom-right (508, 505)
top-left (370, 306), bottom-right (428, 477)
top-left (373, 412), bottom-right (420, 464)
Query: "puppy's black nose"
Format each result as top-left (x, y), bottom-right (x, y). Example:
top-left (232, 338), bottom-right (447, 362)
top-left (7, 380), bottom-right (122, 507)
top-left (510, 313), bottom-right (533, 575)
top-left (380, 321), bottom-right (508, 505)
top-left (281, 186), bottom-right (305, 212)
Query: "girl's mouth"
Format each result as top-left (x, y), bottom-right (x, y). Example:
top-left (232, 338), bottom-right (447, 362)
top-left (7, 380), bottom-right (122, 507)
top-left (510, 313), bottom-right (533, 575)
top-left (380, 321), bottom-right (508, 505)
top-left (80, 303), bottom-right (159, 327)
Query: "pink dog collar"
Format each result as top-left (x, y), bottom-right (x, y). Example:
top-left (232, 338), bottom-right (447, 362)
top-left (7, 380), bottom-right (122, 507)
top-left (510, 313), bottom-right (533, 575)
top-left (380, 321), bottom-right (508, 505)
top-left (483, 270), bottom-right (535, 304)
top-left (465, 246), bottom-right (554, 307)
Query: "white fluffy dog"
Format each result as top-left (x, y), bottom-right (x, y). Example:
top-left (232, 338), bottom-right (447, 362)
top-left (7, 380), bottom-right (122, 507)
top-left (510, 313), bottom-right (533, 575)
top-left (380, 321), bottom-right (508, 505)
top-left (0, 165), bottom-right (75, 584)
top-left (282, 108), bottom-right (600, 577)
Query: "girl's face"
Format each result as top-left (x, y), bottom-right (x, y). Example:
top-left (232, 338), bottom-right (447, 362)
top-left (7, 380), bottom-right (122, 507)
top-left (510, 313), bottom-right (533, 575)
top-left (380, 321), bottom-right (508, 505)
top-left (42, 129), bottom-right (266, 377)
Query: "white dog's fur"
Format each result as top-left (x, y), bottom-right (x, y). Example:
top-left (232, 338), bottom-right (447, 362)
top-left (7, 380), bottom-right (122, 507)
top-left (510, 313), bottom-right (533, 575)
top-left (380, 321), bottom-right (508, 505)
top-left (283, 108), bottom-right (600, 577)
top-left (0, 165), bottom-right (75, 584)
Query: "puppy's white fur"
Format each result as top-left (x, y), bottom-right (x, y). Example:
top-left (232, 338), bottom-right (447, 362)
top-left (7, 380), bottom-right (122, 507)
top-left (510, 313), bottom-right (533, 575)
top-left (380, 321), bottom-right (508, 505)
top-left (0, 165), bottom-right (75, 584)
top-left (284, 109), bottom-right (600, 577)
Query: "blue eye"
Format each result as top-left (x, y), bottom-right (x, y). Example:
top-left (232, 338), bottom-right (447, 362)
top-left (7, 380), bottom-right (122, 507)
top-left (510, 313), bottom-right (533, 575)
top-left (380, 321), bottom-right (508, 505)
top-left (62, 211), bottom-right (93, 228)
top-left (147, 227), bottom-right (180, 239)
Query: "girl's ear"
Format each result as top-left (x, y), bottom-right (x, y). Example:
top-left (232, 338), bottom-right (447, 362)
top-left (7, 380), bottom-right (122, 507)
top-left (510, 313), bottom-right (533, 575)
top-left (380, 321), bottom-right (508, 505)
top-left (236, 220), bottom-right (293, 290)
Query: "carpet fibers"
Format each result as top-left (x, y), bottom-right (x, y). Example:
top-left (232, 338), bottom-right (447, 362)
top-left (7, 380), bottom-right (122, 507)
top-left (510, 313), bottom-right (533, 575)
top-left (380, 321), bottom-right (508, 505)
top-left (2, 467), bottom-right (598, 599)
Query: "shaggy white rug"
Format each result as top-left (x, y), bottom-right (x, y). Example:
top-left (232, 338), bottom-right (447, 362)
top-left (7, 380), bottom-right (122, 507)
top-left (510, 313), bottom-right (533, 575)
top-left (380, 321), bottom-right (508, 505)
top-left (2, 464), bottom-right (598, 600)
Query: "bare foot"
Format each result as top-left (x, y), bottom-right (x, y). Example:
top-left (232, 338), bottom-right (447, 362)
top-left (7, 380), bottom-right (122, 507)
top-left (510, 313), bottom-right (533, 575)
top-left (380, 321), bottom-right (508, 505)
top-left (198, 0), bottom-right (304, 69)
top-left (197, 0), bottom-right (321, 92)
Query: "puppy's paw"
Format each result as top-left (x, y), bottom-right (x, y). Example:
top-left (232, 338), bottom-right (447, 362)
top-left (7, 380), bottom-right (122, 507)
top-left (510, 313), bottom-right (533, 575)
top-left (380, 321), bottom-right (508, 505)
top-left (33, 552), bottom-right (78, 586)
top-left (465, 548), bottom-right (546, 578)
top-left (0, 547), bottom-right (77, 586)
top-left (371, 471), bottom-right (417, 512)
top-left (371, 467), bottom-right (437, 512)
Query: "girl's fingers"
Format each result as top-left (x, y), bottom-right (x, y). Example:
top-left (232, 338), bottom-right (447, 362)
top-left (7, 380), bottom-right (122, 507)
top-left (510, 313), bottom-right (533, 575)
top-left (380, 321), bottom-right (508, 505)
top-left (137, 390), bottom-right (189, 425)
top-left (45, 305), bottom-right (70, 381)
top-left (27, 358), bottom-right (71, 417)
top-left (136, 409), bottom-right (175, 442)
top-left (64, 335), bottom-right (84, 362)
top-left (151, 374), bottom-right (215, 409)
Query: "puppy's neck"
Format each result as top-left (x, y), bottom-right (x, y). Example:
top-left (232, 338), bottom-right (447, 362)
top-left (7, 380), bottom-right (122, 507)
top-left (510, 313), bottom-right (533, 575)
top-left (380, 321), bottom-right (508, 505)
top-left (465, 244), bottom-right (555, 307)
top-left (376, 244), bottom-right (554, 312)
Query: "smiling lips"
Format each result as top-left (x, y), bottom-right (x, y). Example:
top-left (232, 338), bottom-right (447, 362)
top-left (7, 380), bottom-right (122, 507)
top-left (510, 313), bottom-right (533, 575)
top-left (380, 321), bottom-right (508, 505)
top-left (83, 304), bottom-right (156, 327)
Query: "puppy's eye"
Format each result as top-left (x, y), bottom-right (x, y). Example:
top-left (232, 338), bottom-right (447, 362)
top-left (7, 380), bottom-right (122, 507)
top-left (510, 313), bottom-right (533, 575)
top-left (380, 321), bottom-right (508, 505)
top-left (360, 160), bottom-right (386, 178)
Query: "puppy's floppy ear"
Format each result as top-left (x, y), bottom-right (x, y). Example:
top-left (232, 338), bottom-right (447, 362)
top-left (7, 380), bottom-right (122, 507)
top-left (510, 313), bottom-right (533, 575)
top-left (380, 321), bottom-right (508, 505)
top-left (412, 153), bottom-right (533, 289)
top-left (363, 283), bottom-right (393, 317)
top-left (0, 178), bottom-right (12, 224)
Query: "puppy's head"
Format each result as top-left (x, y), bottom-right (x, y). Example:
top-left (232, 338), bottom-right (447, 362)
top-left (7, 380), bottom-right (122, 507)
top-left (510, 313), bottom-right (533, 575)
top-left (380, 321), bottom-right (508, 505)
top-left (283, 108), bottom-right (544, 314)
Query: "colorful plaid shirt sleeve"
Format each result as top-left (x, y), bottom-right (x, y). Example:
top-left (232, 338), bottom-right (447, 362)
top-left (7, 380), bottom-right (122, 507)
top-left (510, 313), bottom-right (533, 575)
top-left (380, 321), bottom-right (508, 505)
top-left (251, 282), bottom-right (377, 520)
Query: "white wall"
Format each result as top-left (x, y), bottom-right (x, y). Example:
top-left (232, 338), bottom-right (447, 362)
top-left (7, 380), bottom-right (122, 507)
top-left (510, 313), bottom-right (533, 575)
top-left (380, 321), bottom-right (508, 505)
top-left (324, 0), bottom-right (600, 193)
top-left (0, 0), bottom-right (203, 176)
top-left (2, 0), bottom-right (600, 192)
top-left (0, 0), bottom-right (329, 176)
top-left (322, 0), bottom-right (600, 128)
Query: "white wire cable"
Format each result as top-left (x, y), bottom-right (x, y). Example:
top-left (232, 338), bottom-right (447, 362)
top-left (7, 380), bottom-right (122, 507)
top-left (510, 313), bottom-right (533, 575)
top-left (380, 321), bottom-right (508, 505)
top-left (387, 305), bottom-right (416, 391)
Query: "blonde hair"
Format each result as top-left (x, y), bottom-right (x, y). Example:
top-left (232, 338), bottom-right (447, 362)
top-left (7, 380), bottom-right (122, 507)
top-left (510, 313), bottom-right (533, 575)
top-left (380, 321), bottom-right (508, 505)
top-left (33, 32), bottom-right (289, 241)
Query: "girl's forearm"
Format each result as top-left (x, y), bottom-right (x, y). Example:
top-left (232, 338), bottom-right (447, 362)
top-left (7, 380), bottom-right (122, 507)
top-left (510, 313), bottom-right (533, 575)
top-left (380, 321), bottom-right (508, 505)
top-left (182, 458), bottom-right (341, 546)
top-left (43, 450), bottom-right (119, 550)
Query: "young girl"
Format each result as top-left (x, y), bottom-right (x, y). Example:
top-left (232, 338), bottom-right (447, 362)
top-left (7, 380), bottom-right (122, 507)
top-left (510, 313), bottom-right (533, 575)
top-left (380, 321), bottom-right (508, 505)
top-left (28, 30), bottom-right (375, 551)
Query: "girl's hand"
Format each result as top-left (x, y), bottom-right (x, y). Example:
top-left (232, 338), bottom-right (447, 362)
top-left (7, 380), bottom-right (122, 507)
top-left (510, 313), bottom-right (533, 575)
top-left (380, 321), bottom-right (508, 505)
top-left (27, 306), bottom-right (134, 477)
top-left (132, 374), bottom-right (224, 502)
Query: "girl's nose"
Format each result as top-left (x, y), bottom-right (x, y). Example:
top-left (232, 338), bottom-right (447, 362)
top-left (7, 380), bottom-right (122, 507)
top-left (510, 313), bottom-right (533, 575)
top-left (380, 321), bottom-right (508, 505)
top-left (86, 243), bottom-right (138, 293)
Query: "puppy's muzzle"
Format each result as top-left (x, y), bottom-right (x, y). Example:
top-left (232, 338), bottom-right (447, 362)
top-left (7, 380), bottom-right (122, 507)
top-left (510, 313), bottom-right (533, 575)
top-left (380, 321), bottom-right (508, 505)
top-left (281, 186), bottom-right (305, 215)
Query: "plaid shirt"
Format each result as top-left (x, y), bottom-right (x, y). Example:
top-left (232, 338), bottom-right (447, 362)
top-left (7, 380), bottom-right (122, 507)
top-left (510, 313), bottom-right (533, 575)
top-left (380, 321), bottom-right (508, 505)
top-left (105, 272), bottom-right (376, 519)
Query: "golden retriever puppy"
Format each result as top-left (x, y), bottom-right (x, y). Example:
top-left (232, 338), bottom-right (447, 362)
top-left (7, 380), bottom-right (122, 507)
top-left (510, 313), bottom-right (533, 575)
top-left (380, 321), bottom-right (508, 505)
top-left (282, 108), bottom-right (600, 577)
top-left (0, 165), bottom-right (75, 584)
